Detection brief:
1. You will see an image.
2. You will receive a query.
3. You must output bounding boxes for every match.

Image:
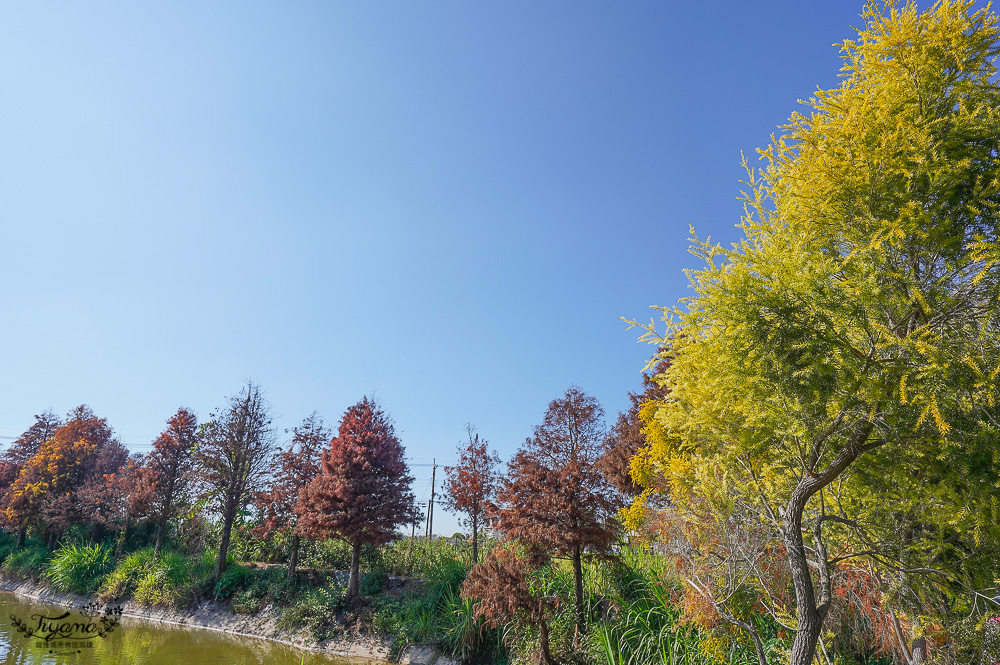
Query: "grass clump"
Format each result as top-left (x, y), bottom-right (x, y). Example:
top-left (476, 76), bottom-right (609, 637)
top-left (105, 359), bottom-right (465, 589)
top-left (133, 551), bottom-right (191, 607)
top-left (45, 542), bottom-right (114, 595)
top-left (99, 547), bottom-right (156, 600)
top-left (2, 543), bottom-right (51, 579)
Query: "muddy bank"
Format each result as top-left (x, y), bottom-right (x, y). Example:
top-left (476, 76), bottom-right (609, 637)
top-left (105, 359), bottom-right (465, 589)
top-left (0, 574), bottom-right (457, 665)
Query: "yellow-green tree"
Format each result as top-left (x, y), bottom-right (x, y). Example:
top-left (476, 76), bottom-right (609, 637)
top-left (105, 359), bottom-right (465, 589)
top-left (632, 2), bottom-right (1000, 663)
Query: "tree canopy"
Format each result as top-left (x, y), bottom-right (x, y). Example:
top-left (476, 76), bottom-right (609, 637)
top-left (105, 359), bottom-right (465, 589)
top-left (297, 397), bottom-right (418, 597)
top-left (632, 1), bottom-right (1000, 663)
top-left (443, 426), bottom-right (501, 563)
top-left (494, 386), bottom-right (619, 639)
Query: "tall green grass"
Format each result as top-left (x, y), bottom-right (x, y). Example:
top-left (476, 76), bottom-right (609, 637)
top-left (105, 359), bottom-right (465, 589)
top-left (99, 548), bottom-right (156, 600)
top-left (133, 551), bottom-right (192, 606)
top-left (1, 542), bottom-right (51, 578)
top-left (45, 542), bottom-right (114, 595)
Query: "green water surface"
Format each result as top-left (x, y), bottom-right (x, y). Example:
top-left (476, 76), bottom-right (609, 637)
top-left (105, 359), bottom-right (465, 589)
top-left (0, 591), bottom-right (369, 665)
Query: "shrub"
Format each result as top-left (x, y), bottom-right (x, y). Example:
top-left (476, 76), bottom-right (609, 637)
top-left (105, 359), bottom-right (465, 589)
top-left (360, 570), bottom-right (388, 597)
top-left (279, 584), bottom-right (347, 641)
top-left (0, 532), bottom-right (17, 565)
top-left (231, 566), bottom-right (295, 614)
top-left (213, 562), bottom-right (254, 601)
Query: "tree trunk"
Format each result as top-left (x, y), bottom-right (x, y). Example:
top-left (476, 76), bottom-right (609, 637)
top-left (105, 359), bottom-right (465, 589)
top-left (117, 515), bottom-right (132, 558)
top-left (785, 422), bottom-right (875, 665)
top-left (215, 503), bottom-right (236, 583)
top-left (47, 531), bottom-right (58, 550)
top-left (16, 527), bottom-right (25, 548)
top-left (287, 533), bottom-right (300, 582)
top-left (572, 545), bottom-right (585, 639)
top-left (472, 513), bottom-right (479, 564)
top-left (911, 637), bottom-right (926, 663)
top-left (155, 520), bottom-right (166, 555)
top-left (538, 617), bottom-right (557, 665)
top-left (785, 492), bottom-right (826, 665)
top-left (348, 540), bottom-right (362, 597)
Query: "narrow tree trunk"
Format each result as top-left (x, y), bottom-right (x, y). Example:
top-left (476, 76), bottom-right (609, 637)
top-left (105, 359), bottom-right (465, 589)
top-left (287, 533), bottom-right (300, 582)
top-left (117, 515), bottom-right (132, 558)
top-left (47, 531), bottom-right (58, 550)
top-left (572, 545), bottom-right (585, 639)
top-left (90, 522), bottom-right (101, 542)
top-left (215, 504), bottom-right (236, 583)
top-left (911, 637), bottom-right (926, 663)
top-left (16, 526), bottom-right (25, 548)
top-left (348, 540), bottom-right (362, 597)
top-left (155, 520), bottom-right (166, 555)
top-left (538, 617), bottom-right (557, 665)
top-left (471, 513), bottom-right (479, 564)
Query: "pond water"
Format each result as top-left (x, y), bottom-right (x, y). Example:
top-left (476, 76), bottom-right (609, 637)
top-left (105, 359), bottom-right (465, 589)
top-left (0, 591), bottom-right (368, 665)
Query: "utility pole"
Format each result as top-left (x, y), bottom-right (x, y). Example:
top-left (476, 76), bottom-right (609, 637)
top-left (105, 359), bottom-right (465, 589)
top-left (427, 458), bottom-right (437, 539)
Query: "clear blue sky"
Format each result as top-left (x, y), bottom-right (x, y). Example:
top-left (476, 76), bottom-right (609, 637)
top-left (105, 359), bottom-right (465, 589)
top-left (0, 1), bottom-right (958, 535)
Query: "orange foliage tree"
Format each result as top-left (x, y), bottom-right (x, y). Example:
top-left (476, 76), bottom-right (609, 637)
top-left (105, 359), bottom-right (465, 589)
top-left (0, 411), bottom-right (62, 545)
top-left (1, 406), bottom-right (116, 547)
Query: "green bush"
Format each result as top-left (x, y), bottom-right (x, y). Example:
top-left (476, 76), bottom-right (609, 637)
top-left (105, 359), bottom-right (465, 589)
top-left (0, 532), bottom-right (17, 564)
top-left (360, 570), bottom-right (388, 597)
top-left (382, 537), bottom-right (473, 578)
top-left (300, 539), bottom-right (353, 570)
top-left (1, 543), bottom-right (51, 578)
top-left (231, 566), bottom-right (295, 614)
top-left (99, 548), bottom-right (156, 600)
top-left (45, 542), bottom-right (114, 595)
top-left (214, 562), bottom-right (254, 601)
top-left (279, 584), bottom-right (347, 641)
top-left (369, 553), bottom-right (477, 657)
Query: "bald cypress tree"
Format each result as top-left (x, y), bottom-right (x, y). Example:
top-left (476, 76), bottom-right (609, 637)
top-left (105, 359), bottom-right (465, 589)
top-left (494, 386), bottom-right (618, 640)
top-left (297, 398), bottom-right (418, 597)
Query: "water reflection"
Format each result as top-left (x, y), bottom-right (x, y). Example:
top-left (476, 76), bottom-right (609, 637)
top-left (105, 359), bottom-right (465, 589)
top-left (1, 591), bottom-right (362, 665)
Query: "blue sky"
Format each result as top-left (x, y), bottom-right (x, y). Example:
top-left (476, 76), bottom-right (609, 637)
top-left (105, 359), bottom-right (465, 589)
top-left (0, 1), bottom-right (954, 535)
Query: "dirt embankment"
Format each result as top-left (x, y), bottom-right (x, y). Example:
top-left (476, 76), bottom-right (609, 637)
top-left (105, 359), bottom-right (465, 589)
top-left (0, 574), bottom-right (456, 665)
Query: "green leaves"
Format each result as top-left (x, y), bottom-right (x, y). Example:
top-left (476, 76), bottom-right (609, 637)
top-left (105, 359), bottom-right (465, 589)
top-left (634, 1), bottom-right (1000, 661)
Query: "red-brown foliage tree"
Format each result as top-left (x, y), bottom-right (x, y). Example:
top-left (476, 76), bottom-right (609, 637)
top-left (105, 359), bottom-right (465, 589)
top-left (0, 411), bottom-right (62, 545)
top-left (147, 407), bottom-right (199, 553)
top-left (65, 438), bottom-right (130, 541)
top-left (196, 382), bottom-right (276, 581)
top-left (94, 454), bottom-right (157, 555)
top-left (493, 386), bottom-right (618, 638)
top-left (254, 412), bottom-right (329, 579)
top-left (598, 354), bottom-right (671, 500)
top-left (461, 543), bottom-right (560, 665)
top-left (443, 426), bottom-right (501, 564)
top-left (296, 398), bottom-right (418, 597)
